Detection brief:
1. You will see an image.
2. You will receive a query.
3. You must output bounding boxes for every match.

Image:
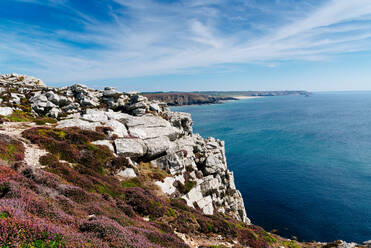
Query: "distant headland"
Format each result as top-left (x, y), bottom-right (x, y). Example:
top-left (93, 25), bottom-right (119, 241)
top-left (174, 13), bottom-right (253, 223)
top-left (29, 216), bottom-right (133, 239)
top-left (143, 91), bottom-right (311, 106)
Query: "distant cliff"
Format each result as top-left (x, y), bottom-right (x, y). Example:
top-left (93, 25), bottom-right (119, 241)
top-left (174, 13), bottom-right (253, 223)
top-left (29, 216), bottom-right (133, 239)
top-left (143, 91), bottom-right (311, 106)
top-left (143, 92), bottom-right (236, 106)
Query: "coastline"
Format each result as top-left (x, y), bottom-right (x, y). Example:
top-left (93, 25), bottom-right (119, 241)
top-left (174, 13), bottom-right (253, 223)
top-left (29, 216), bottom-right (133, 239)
top-left (232, 96), bottom-right (262, 100)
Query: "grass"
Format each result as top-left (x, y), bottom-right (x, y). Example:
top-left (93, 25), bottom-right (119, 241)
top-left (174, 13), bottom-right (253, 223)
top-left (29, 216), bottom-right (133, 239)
top-left (6, 110), bottom-right (33, 122)
top-left (121, 178), bottom-right (142, 188)
top-left (0, 134), bottom-right (25, 162)
top-left (0, 211), bottom-right (10, 219)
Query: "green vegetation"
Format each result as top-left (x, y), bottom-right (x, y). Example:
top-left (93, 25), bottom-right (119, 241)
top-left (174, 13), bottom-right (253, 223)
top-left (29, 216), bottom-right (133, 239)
top-left (121, 178), bottom-right (142, 188)
top-left (0, 211), bottom-right (9, 219)
top-left (7, 110), bottom-right (32, 122)
top-left (0, 134), bottom-right (25, 162)
top-left (177, 180), bottom-right (196, 194)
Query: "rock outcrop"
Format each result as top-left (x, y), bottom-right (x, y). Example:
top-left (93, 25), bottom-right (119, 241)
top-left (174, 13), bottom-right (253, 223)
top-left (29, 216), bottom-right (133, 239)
top-left (143, 92), bottom-right (236, 106)
top-left (0, 73), bottom-right (249, 223)
top-left (1, 74), bottom-right (367, 248)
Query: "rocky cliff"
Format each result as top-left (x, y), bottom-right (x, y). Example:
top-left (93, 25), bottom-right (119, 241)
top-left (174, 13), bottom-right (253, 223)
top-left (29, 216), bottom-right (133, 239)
top-left (0, 73), bottom-right (248, 223)
top-left (0, 73), bottom-right (368, 248)
top-left (143, 92), bottom-right (236, 106)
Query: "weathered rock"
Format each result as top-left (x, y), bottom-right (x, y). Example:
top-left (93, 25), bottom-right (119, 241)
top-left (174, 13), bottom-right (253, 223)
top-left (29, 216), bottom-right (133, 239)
top-left (197, 195), bottom-right (214, 215)
top-left (48, 107), bottom-right (61, 118)
top-left (117, 168), bottom-right (137, 178)
top-left (155, 177), bottom-right (176, 195)
top-left (0, 107), bottom-right (13, 116)
top-left (104, 119), bottom-right (128, 138)
top-left (144, 136), bottom-right (173, 158)
top-left (114, 138), bottom-right (147, 158)
top-left (103, 87), bottom-right (121, 97)
top-left (152, 152), bottom-right (184, 175)
top-left (0, 73), bottom-right (45, 87)
top-left (82, 109), bottom-right (109, 122)
top-left (45, 91), bottom-right (60, 104)
top-left (57, 119), bottom-right (101, 131)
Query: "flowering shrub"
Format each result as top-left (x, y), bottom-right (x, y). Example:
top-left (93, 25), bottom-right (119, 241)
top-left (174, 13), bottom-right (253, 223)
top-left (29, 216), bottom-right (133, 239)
top-left (0, 134), bottom-right (25, 163)
top-left (79, 216), bottom-right (162, 248)
top-left (0, 217), bottom-right (63, 247)
top-left (0, 125), bottom-right (296, 248)
top-left (22, 127), bottom-right (110, 166)
top-left (123, 187), bottom-right (165, 218)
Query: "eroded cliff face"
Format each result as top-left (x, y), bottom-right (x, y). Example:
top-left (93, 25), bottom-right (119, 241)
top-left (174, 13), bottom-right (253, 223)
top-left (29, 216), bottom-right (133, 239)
top-left (0, 73), bottom-right (249, 223)
top-left (0, 74), bottom-right (368, 248)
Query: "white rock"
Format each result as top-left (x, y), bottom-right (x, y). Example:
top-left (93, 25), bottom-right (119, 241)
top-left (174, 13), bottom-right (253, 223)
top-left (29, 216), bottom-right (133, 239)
top-left (204, 154), bottom-right (226, 175)
top-left (149, 103), bottom-right (161, 112)
top-left (144, 136), bottom-right (173, 158)
top-left (0, 107), bottom-right (13, 116)
top-left (45, 91), bottom-right (60, 104)
top-left (197, 195), bottom-right (214, 215)
top-left (155, 177), bottom-right (176, 195)
top-left (117, 168), bottom-right (137, 178)
top-left (200, 175), bottom-right (222, 195)
top-left (228, 171), bottom-right (236, 190)
top-left (10, 93), bottom-right (21, 105)
top-left (48, 107), bottom-right (61, 118)
top-left (104, 111), bottom-right (132, 121)
top-left (114, 138), bottom-right (147, 158)
top-left (103, 87), bottom-right (121, 97)
top-left (57, 119), bottom-right (101, 131)
top-left (104, 119), bottom-right (128, 137)
top-left (82, 109), bottom-right (108, 122)
top-left (182, 185), bottom-right (203, 207)
top-left (129, 126), bottom-right (180, 140)
top-left (152, 153), bottom-right (184, 175)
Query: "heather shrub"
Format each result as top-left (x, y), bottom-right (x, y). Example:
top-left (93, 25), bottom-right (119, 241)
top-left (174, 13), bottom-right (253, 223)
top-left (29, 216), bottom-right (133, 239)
top-left (33, 117), bottom-right (58, 125)
top-left (123, 187), bottom-right (165, 218)
top-left (170, 212), bottom-right (199, 234)
top-left (170, 198), bottom-right (190, 211)
top-left (0, 134), bottom-right (25, 162)
top-left (197, 215), bottom-right (236, 236)
top-left (237, 225), bottom-right (272, 248)
top-left (0, 217), bottom-right (64, 247)
top-left (79, 216), bottom-right (161, 248)
top-left (22, 127), bottom-right (108, 164)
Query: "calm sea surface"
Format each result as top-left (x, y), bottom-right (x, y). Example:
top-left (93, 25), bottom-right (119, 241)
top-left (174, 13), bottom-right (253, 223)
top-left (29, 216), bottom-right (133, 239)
top-left (172, 92), bottom-right (371, 243)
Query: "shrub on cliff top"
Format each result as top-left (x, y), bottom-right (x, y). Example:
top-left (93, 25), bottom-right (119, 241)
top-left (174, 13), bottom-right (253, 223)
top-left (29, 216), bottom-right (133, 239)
top-left (123, 187), bottom-right (166, 219)
top-left (0, 134), bottom-right (25, 163)
top-left (22, 127), bottom-right (111, 169)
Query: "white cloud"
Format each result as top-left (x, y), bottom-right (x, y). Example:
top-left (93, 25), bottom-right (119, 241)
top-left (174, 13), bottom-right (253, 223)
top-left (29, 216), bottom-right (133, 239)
top-left (2, 0), bottom-right (371, 83)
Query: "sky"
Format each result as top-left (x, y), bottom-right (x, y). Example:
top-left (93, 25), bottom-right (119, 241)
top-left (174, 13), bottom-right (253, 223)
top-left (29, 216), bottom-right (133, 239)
top-left (1, 0), bottom-right (371, 92)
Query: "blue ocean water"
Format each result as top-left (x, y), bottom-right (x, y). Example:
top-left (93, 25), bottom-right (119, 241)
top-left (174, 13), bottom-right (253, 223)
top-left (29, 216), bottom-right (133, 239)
top-left (172, 92), bottom-right (371, 243)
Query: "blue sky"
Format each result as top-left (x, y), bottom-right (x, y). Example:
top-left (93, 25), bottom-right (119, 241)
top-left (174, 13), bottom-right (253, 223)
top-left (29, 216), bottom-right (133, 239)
top-left (1, 0), bottom-right (371, 91)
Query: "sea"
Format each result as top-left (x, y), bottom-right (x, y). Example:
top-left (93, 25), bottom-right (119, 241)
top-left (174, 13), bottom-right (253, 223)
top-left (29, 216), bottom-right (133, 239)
top-left (172, 92), bottom-right (371, 243)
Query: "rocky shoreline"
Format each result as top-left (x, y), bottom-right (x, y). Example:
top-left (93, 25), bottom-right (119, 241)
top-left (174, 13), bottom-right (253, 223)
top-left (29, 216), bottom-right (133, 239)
top-left (143, 92), bottom-right (237, 106)
top-left (0, 73), bottom-right (369, 247)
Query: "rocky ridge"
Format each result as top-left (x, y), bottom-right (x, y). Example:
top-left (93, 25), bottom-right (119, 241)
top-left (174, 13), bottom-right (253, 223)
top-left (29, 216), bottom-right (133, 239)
top-left (0, 73), bottom-right (369, 248)
top-left (0, 73), bottom-right (248, 223)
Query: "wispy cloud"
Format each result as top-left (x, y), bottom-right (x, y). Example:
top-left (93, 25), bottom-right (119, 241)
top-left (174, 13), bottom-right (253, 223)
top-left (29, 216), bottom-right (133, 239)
top-left (1, 0), bottom-right (371, 83)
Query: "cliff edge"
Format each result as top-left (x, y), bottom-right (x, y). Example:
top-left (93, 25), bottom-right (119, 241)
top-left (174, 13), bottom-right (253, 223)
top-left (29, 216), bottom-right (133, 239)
top-left (0, 73), bottom-right (368, 248)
